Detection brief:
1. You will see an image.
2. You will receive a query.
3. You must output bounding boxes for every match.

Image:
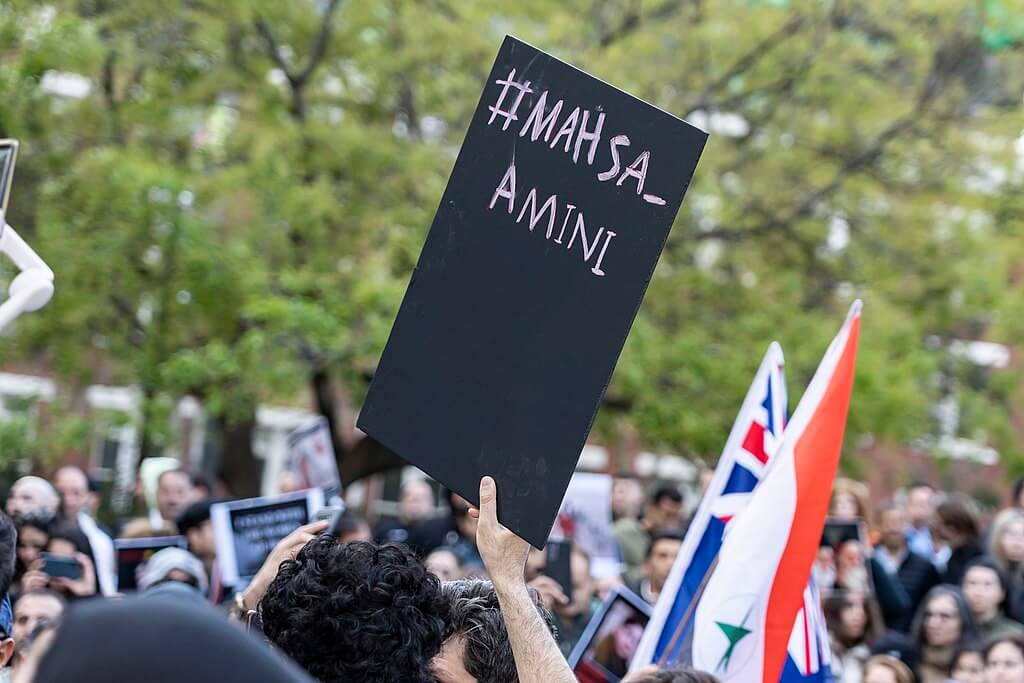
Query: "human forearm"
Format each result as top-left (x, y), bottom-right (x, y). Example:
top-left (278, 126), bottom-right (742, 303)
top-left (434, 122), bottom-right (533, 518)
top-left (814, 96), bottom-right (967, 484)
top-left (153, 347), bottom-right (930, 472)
top-left (493, 579), bottom-right (575, 683)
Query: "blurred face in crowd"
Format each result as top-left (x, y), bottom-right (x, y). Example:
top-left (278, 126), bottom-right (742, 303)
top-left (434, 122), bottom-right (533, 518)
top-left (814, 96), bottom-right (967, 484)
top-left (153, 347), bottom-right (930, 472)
top-left (831, 492), bottom-right (860, 521)
top-left (1000, 519), bottom-right (1024, 565)
top-left (923, 593), bottom-right (962, 648)
top-left (951, 650), bottom-right (986, 683)
top-left (156, 471), bottom-right (194, 522)
top-left (339, 520), bottom-right (372, 544)
top-left (186, 520), bottom-right (217, 562)
top-left (400, 480), bottom-right (435, 522)
top-left (647, 496), bottom-right (682, 532)
top-left (13, 593), bottom-right (64, 647)
top-left (879, 508), bottom-right (907, 553)
top-left (906, 486), bottom-right (934, 528)
top-left (645, 538), bottom-right (682, 595)
top-left (425, 550), bottom-right (462, 582)
top-left (17, 526), bottom-right (48, 567)
top-left (611, 478), bottom-right (643, 520)
top-left (6, 478), bottom-right (58, 520)
top-left (963, 566), bottom-right (1004, 622)
top-left (840, 592), bottom-right (868, 641)
top-left (54, 467), bottom-right (89, 521)
top-left (987, 641), bottom-right (1024, 683)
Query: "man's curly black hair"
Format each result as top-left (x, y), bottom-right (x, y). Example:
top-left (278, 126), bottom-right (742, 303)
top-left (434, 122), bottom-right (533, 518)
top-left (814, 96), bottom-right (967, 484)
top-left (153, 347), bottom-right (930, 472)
top-left (259, 538), bottom-right (450, 683)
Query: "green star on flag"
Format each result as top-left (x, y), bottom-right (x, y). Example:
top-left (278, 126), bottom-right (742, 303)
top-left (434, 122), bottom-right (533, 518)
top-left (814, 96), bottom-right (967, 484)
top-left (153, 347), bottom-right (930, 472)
top-left (714, 609), bottom-right (753, 673)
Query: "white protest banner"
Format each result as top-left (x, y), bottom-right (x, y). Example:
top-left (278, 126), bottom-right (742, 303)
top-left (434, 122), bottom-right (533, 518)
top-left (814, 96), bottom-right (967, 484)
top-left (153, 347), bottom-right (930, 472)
top-left (211, 488), bottom-right (325, 587)
top-left (553, 471), bottom-right (621, 579)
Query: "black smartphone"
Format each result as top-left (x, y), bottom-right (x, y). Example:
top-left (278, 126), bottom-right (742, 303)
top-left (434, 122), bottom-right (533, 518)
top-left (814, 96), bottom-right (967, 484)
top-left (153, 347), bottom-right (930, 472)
top-left (40, 552), bottom-right (82, 581)
top-left (545, 539), bottom-right (574, 606)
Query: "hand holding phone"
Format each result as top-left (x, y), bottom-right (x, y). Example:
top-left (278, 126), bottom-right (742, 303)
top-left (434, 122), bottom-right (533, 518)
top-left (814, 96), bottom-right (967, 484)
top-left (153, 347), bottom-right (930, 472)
top-left (40, 552), bottom-right (83, 581)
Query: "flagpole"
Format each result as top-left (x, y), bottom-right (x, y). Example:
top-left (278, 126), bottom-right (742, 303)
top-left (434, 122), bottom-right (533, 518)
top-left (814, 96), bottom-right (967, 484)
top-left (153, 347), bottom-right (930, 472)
top-left (657, 555), bottom-right (719, 668)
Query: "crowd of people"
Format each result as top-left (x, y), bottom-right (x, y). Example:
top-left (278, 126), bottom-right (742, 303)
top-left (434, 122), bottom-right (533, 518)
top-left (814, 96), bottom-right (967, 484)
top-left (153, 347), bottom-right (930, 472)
top-left (818, 479), bottom-right (1024, 683)
top-left (0, 461), bottom-right (1021, 683)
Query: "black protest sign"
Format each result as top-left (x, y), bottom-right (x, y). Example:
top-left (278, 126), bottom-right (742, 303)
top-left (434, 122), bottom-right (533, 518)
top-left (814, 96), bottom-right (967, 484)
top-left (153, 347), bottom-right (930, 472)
top-left (114, 536), bottom-right (188, 591)
top-left (210, 489), bottom-right (324, 586)
top-left (358, 36), bottom-right (707, 548)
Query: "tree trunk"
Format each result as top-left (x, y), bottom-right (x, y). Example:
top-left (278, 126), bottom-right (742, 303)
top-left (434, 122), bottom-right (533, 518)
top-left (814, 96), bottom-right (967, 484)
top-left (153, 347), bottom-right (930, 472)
top-left (213, 414), bottom-right (262, 498)
top-left (310, 366), bottom-right (359, 477)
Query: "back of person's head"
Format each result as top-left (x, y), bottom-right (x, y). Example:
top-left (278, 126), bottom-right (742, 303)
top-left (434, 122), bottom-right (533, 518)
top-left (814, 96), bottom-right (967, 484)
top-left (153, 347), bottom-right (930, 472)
top-left (869, 630), bottom-right (920, 675)
top-left (260, 538), bottom-right (449, 683)
top-left (23, 598), bottom-right (312, 682)
top-left (0, 512), bottom-right (16, 595)
top-left (863, 654), bottom-right (914, 683)
top-left (627, 668), bottom-right (720, 683)
top-left (937, 497), bottom-right (980, 541)
top-left (175, 498), bottom-right (216, 536)
top-left (438, 579), bottom-right (555, 683)
top-left (137, 547), bottom-right (208, 594)
top-left (650, 483), bottom-right (683, 507)
top-left (333, 509), bottom-right (371, 543)
top-left (7, 476), bottom-right (59, 521)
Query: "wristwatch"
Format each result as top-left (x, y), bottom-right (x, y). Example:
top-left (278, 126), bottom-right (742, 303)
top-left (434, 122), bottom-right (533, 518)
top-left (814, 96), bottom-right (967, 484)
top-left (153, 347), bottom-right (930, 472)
top-left (230, 591), bottom-right (250, 620)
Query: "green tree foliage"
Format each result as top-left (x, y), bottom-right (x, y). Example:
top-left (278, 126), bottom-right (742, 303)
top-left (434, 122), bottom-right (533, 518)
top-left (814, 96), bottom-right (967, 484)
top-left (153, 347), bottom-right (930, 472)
top-left (0, 0), bottom-right (1021, 487)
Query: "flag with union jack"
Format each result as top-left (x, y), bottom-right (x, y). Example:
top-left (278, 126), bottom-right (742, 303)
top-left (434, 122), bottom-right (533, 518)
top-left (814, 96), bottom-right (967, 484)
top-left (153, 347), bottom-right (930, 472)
top-left (630, 342), bottom-right (832, 682)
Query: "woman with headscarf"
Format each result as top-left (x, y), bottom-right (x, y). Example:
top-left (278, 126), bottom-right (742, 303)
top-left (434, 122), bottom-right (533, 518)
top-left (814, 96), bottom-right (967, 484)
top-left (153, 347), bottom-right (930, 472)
top-left (13, 598), bottom-right (313, 683)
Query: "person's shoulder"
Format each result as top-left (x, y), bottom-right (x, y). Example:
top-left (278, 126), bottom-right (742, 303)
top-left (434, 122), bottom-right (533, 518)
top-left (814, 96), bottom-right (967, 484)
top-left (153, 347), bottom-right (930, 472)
top-left (994, 614), bottom-right (1024, 636)
top-left (900, 550), bottom-right (935, 570)
top-left (612, 517), bottom-right (641, 534)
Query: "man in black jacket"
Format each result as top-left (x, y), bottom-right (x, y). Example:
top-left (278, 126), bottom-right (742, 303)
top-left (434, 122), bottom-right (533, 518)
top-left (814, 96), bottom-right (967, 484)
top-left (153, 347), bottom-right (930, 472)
top-left (875, 504), bottom-right (941, 631)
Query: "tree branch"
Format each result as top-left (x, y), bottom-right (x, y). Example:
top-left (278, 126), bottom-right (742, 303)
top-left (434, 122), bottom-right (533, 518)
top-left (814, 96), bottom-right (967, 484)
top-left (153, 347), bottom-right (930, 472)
top-left (254, 0), bottom-right (342, 121)
top-left (687, 14), bottom-right (807, 115)
top-left (100, 50), bottom-right (125, 145)
top-left (296, 0), bottom-right (342, 86)
top-left (598, 0), bottom-right (687, 48)
top-left (688, 26), bottom-right (967, 246)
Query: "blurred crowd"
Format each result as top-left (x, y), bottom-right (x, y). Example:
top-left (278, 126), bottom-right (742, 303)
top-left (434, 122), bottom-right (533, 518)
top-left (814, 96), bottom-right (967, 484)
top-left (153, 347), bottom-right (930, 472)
top-left (0, 462), bottom-right (1021, 683)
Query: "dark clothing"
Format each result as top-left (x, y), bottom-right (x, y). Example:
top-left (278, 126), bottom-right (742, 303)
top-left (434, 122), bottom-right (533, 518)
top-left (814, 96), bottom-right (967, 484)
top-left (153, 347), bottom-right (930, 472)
top-left (375, 515), bottom-right (457, 557)
top-left (1007, 564), bottom-right (1024, 623)
top-left (942, 541), bottom-right (985, 586)
top-left (556, 607), bottom-right (596, 658)
top-left (373, 518), bottom-right (417, 546)
top-left (869, 556), bottom-right (913, 632)
top-left (36, 598), bottom-right (313, 682)
top-left (893, 551), bottom-right (942, 632)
